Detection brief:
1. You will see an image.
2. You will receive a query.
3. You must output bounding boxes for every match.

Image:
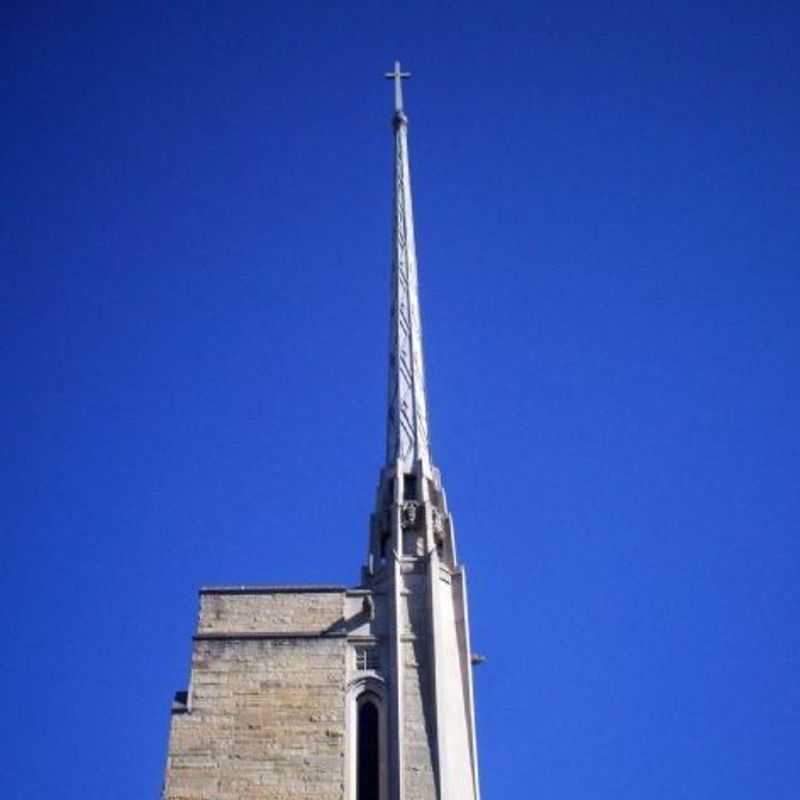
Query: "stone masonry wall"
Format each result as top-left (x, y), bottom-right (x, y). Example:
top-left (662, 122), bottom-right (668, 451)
top-left (163, 590), bottom-right (348, 800)
top-left (198, 589), bottom-right (344, 634)
top-left (401, 574), bottom-right (438, 800)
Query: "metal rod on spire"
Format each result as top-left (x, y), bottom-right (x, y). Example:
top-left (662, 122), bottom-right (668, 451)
top-left (384, 60), bottom-right (411, 113)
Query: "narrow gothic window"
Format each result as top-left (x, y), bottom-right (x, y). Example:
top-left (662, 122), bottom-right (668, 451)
top-left (357, 699), bottom-right (380, 800)
top-left (403, 473), bottom-right (417, 500)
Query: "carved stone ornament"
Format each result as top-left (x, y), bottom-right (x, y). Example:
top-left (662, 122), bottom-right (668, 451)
top-left (431, 507), bottom-right (445, 535)
top-left (401, 501), bottom-right (420, 527)
top-left (362, 595), bottom-right (376, 621)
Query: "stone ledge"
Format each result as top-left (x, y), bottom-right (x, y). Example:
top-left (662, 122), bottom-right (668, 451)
top-left (199, 585), bottom-right (347, 595)
top-left (344, 588), bottom-right (374, 597)
top-left (194, 631), bottom-right (348, 641)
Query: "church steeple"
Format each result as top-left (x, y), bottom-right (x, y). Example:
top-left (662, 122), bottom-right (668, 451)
top-left (361, 63), bottom-right (481, 800)
top-left (162, 63), bottom-right (482, 800)
top-left (384, 61), bottom-right (431, 468)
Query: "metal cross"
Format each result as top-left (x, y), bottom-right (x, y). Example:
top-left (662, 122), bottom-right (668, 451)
top-left (385, 61), bottom-right (411, 113)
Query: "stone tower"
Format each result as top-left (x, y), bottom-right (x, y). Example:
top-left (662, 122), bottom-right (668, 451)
top-left (162, 63), bottom-right (481, 800)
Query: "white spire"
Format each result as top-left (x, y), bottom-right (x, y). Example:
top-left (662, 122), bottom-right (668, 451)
top-left (384, 62), bottom-right (431, 468)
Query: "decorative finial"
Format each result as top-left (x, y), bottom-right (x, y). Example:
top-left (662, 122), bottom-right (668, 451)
top-left (384, 60), bottom-right (411, 113)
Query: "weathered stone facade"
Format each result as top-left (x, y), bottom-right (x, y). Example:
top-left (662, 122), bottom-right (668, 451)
top-left (163, 588), bottom-right (350, 800)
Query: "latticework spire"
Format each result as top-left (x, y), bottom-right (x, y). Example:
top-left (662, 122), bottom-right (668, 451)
top-left (385, 63), bottom-right (431, 468)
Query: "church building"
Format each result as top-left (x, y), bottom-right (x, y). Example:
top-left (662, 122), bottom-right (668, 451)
top-left (162, 64), bottom-right (482, 800)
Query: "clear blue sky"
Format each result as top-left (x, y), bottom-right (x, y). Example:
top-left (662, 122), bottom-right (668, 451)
top-left (2, 2), bottom-right (798, 798)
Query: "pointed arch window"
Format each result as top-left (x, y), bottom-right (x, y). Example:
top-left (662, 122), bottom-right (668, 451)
top-left (349, 683), bottom-right (387, 800)
top-left (357, 698), bottom-right (380, 800)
